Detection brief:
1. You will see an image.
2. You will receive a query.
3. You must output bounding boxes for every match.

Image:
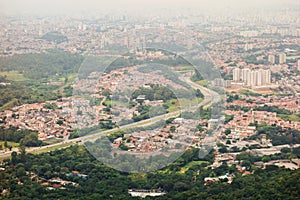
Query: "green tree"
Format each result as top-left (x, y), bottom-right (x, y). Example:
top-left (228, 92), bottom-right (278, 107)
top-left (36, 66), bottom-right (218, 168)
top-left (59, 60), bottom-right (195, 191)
top-left (225, 129), bottom-right (231, 135)
top-left (20, 132), bottom-right (42, 147)
top-left (170, 126), bottom-right (176, 132)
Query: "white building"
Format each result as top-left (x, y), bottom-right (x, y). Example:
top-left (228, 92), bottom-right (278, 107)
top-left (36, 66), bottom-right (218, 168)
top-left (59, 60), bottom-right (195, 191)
top-left (268, 54), bottom-right (275, 64)
top-left (232, 68), bottom-right (271, 87)
top-left (233, 68), bottom-right (241, 82)
top-left (279, 53), bottom-right (286, 64)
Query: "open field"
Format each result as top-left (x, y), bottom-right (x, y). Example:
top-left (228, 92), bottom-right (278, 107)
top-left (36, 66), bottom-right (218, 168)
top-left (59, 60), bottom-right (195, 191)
top-left (30, 143), bottom-right (73, 155)
top-left (172, 65), bottom-right (194, 72)
top-left (0, 71), bottom-right (27, 81)
top-left (179, 160), bottom-right (209, 174)
top-left (278, 114), bottom-right (300, 122)
top-left (179, 97), bottom-right (203, 108)
top-left (165, 99), bottom-right (180, 112)
top-left (195, 80), bottom-right (207, 87)
top-left (0, 141), bottom-right (19, 148)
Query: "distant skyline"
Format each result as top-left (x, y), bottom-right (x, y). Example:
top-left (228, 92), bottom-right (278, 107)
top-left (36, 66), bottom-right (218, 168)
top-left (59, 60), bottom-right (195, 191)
top-left (0, 0), bottom-right (299, 17)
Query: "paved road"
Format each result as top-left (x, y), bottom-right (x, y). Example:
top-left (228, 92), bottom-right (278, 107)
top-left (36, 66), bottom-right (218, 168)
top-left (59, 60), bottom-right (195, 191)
top-left (180, 76), bottom-right (222, 109)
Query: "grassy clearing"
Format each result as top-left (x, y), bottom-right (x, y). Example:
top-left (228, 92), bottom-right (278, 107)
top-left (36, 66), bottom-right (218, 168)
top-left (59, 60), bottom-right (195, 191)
top-left (0, 141), bottom-right (19, 148)
top-left (239, 89), bottom-right (261, 96)
top-left (56, 73), bottom-right (77, 92)
top-left (195, 80), bottom-right (207, 87)
top-left (165, 99), bottom-right (180, 112)
top-left (111, 100), bottom-right (129, 107)
top-left (179, 97), bottom-right (203, 108)
top-left (179, 160), bottom-right (209, 174)
top-left (157, 168), bottom-right (172, 174)
top-left (0, 71), bottom-right (27, 81)
top-left (43, 138), bottom-right (64, 145)
top-left (30, 143), bottom-right (72, 155)
top-left (129, 173), bottom-right (147, 181)
top-left (103, 100), bottom-right (129, 108)
top-left (278, 114), bottom-right (300, 122)
top-left (172, 66), bottom-right (194, 71)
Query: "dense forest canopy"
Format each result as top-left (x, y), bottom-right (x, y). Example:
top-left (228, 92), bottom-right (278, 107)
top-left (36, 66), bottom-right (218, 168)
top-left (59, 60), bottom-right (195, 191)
top-left (0, 145), bottom-right (300, 199)
top-left (0, 50), bottom-right (83, 110)
top-left (0, 50), bottom-right (83, 80)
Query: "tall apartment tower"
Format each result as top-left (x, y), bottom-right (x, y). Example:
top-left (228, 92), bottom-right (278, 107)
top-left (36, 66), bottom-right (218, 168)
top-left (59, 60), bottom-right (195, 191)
top-left (260, 69), bottom-right (271, 85)
top-left (268, 54), bottom-right (275, 64)
top-left (235, 68), bottom-right (271, 87)
top-left (257, 70), bottom-right (262, 86)
top-left (233, 68), bottom-right (241, 82)
top-left (242, 68), bottom-right (250, 82)
top-left (279, 53), bottom-right (286, 64)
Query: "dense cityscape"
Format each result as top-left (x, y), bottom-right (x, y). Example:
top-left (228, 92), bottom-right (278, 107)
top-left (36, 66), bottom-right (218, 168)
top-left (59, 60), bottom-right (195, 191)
top-left (0, 0), bottom-right (300, 199)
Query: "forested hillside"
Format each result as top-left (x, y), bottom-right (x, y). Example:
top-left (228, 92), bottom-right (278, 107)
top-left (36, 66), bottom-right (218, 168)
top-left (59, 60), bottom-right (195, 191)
top-left (0, 50), bottom-right (83, 110)
top-left (0, 145), bottom-right (299, 200)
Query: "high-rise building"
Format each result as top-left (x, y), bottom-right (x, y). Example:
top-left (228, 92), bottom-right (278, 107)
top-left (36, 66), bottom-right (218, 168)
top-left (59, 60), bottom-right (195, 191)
top-left (257, 70), bottom-right (262, 86)
top-left (233, 68), bottom-right (241, 82)
top-left (224, 80), bottom-right (232, 88)
top-left (250, 71), bottom-right (257, 86)
top-left (297, 60), bottom-right (300, 71)
top-left (279, 53), bottom-right (286, 64)
top-left (268, 54), bottom-right (275, 64)
top-left (244, 43), bottom-right (253, 51)
top-left (246, 70), bottom-right (252, 86)
top-left (242, 68), bottom-right (250, 82)
top-left (266, 69), bottom-right (271, 85)
top-left (232, 68), bottom-right (271, 87)
top-left (213, 78), bottom-right (224, 87)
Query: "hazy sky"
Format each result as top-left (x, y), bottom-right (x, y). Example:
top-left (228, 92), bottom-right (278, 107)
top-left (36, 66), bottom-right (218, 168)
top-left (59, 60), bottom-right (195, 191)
top-left (0, 0), bottom-right (299, 16)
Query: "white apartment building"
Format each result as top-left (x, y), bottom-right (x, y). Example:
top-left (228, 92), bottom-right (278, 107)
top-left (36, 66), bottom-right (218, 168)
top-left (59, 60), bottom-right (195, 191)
top-left (232, 68), bottom-right (271, 87)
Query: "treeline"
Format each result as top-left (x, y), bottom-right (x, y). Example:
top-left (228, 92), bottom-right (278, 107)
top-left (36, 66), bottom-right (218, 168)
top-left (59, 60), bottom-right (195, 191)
top-left (0, 50), bottom-right (83, 110)
top-left (0, 49), bottom-right (83, 80)
top-left (132, 105), bottom-right (151, 122)
top-left (233, 146), bottom-right (300, 171)
top-left (227, 105), bottom-right (293, 116)
top-left (0, 127), bottom-right (28, 143)
top-left (256, 125), bottom-right (300, 146)
top-left (0, 127), bottom-right (42, 147)
top-left (191, 59), bottom-right (216, 82)
top-left (0, 83), bottom-right (62, 110)
top-left (254, 105), bottom-right (292, 115)
top-left (1, 145), bottom-right (300, 199)
top-left (41, 32), bottom-right (68, 44)
top-left (181, 107), bottom-right (212, 120)
top-left (247, 124), bottom-right (300, 146)
top-left (105, 48), bottom-right (193, 74)
top-left (131, 84), bottom-right (176, 102)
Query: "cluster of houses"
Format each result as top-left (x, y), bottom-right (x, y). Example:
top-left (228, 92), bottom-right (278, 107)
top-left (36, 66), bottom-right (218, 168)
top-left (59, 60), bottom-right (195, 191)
top-left (135, 49), bottom-right (168, 60)
top-left (0, 99), bottom-right (74, 140)
top-left (113, 118), bottom-right (203, 153)
top-left (226, 95), bottom-right (300, 113)
top-left (0, 63), bottom-right (195, 143)
top-left (29, 170), bottom-right (87, 190)
top-left (225, 109), bottom-right (300, 141)
top-left (255, 158), bottom-right (300, 170)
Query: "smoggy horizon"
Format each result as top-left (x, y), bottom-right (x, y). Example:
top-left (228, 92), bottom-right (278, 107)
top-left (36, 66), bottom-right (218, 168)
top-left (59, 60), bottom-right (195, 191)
top-left (0, 0), bottom-right (299, 17)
